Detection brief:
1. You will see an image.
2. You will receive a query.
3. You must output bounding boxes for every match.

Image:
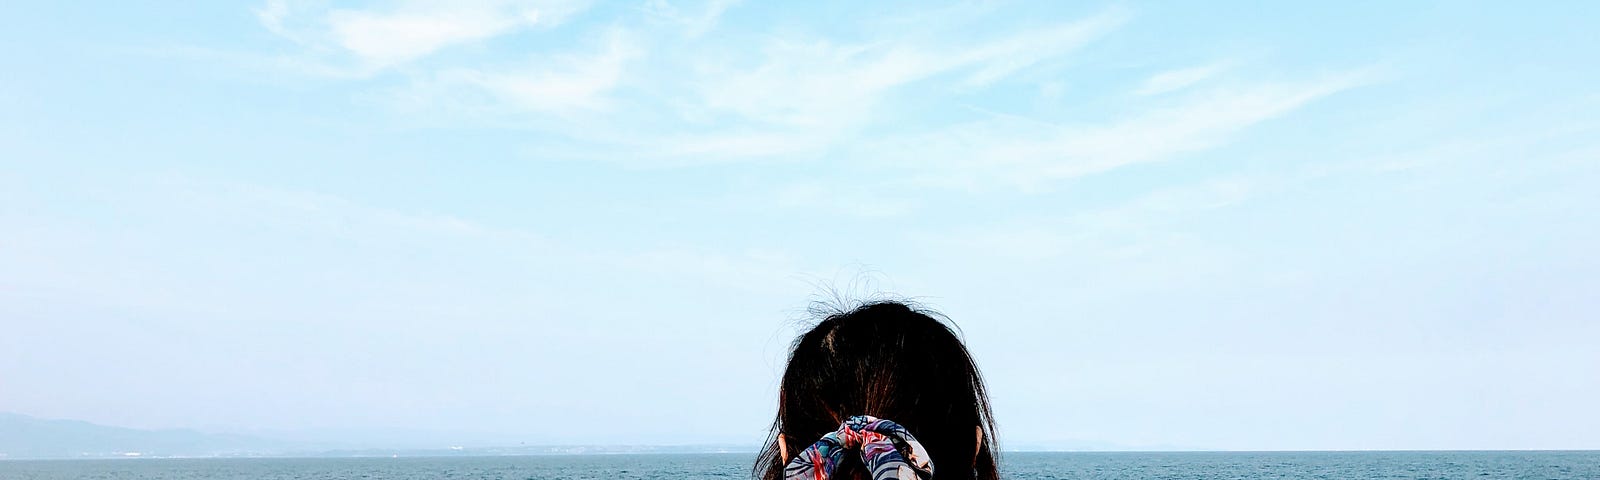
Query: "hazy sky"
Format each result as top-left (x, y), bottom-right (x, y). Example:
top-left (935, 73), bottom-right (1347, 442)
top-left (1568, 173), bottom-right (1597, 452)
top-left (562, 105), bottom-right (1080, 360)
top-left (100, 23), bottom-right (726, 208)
top-left (2, 1), bottom-right (1597, 451)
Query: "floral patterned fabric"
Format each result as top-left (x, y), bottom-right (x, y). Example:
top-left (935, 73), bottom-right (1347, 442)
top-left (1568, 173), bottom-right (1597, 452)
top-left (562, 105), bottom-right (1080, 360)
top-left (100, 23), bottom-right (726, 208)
top-left (783, 415), bottom-right (934, 480)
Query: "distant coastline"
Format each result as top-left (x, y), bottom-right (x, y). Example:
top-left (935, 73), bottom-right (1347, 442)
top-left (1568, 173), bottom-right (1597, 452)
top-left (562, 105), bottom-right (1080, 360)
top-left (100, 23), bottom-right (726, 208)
top-left (1, 412), bottom-right (761, 460)
top-left (5, 413), bottom-right (1594, 461)
top-left (7, 449), bottom-right (1600, 462)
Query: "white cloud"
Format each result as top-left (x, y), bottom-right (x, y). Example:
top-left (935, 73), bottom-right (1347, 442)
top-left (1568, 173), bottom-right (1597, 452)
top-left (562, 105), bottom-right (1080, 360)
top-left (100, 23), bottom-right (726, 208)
top-left (1135, 61), bottom-right (1236, 96)
top-left (431, 28), bottom-right (641, 114)
top-left (257, 0), bottom-right (592, 71)
top-left (254, 0), bottom-right (296, 41)
top-left (1033, 76), bottom-right (1365, 178)
top-left (328, 6), bottom-right (537, 68)
top-left (690, 8), bottom-right (1128, 131)
top-left (372, 8), bottom-right (1129, 164)
top-left (690, 40), bottom-right (935, 130)
top-left (871, 70), bottom-right (1375, 189)
top-left (955, 9), bottom-right (1130, 87)
top-left (243, 3), bottom-right (1131, 166)
top-left (242, 2), bottom-right (1360, 189)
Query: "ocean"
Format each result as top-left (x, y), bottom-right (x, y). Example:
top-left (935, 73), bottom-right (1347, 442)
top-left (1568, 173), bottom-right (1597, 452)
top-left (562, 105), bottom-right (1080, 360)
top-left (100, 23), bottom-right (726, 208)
top-left (1, 451), bottom-right (1596, 479)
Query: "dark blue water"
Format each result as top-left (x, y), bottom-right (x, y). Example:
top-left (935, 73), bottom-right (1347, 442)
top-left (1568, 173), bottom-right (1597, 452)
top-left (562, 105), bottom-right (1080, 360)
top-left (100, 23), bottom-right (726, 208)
top-left (1, 451), bottom-right (1596, 479)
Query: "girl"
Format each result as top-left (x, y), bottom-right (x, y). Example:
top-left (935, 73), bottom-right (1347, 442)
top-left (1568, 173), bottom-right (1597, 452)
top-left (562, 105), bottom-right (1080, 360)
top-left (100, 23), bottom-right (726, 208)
top-left (755, 301), bottom-right (1000, 480)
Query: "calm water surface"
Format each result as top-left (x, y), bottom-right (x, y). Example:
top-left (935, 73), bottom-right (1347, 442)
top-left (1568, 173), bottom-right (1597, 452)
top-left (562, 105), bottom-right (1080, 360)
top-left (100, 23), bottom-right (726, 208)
top-left (2, 451), bottom-right (1596, 479)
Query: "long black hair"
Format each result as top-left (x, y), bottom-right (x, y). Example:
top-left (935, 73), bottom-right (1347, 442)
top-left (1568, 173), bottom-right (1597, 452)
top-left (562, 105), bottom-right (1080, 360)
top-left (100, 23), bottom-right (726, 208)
top-left (755, 300), bottom-right (1000, 480)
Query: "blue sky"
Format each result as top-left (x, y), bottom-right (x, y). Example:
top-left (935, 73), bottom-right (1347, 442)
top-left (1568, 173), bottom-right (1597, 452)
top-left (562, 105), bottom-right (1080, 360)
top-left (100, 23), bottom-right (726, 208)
top-left (1, 1), bottom-right (1597, 450)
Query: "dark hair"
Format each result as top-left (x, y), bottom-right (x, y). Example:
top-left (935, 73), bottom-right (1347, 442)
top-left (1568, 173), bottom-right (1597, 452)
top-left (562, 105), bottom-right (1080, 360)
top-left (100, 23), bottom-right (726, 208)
top-left (754, 300), bottom-right (999, 480)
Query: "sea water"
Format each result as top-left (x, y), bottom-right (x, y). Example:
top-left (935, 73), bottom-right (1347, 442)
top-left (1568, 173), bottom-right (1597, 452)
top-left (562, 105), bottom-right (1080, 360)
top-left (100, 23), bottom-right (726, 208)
top-left (1, 451), bottom-right (1596, 479)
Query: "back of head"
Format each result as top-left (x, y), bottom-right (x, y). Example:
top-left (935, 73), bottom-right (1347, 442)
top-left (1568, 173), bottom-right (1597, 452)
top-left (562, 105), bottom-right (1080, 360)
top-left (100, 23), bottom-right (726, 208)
top-left (755, 301), bottom-right (999, 480)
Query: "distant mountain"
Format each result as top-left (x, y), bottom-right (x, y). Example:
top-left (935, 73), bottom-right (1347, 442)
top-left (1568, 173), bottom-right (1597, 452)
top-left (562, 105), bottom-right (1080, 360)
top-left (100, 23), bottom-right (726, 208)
top-left (6, 412), bottom-right (1190, 460)
top-left (0, 413), bottom-right (758, 460)
top-left (0, 413), bottom-right (298, 459)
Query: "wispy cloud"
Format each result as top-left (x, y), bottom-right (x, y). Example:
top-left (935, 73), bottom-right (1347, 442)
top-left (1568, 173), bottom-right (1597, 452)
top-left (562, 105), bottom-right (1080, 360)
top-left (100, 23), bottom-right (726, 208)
top-left (642, 0), bottom-right (742, 38)
top-left (357, 6), bottom-right (1132, 165)
top-left (689, 8), bottom-right (1129, 130)
top-left (869, 70), bottom-right (1377, 189)
top-left (255, 0), bottom-right (593, 74)
top-left (327, 5), bottom-right (539, 68)
top-left (237, 2), bottom-right (1361, 192)
top-left (420, 28), bottom-right (642, 114)
top-left (1135, 61), bottom-right (1236, 96)
top-left (920, 176), bottom-right (1264, 263)
top-left (254, 0), bottom-right (296, 40)
top-left (955, 8), bottom-right (1131, 87)
top-left (494, 7), bottom-right (1132, 164)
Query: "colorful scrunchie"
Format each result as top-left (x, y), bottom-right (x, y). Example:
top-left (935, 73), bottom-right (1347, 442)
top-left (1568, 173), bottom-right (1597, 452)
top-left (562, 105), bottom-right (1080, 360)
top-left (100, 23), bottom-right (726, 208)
top-left (783, 415), bottom-right (934, 480)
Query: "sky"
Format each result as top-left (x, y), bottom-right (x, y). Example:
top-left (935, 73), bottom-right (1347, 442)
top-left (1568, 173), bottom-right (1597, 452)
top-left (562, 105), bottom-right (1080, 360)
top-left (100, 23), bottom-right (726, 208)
top-left (1, 0), bottom-right (1597, 451)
